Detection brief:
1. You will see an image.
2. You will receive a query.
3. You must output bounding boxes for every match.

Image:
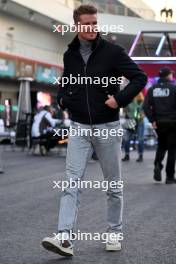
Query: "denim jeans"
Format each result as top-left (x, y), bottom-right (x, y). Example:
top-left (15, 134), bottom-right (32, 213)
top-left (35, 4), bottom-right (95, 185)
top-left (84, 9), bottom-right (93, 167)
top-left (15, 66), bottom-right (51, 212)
top-left (137, 121), bottom-right (145, 155)
top-left (124, 121), bottom-right (144, 155)
top-left (58, 120), bottom-right (123, 234)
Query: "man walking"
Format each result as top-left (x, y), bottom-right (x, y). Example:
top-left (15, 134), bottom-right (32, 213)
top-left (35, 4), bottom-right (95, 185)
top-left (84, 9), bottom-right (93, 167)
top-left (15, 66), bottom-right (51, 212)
top-left (143, 67), bottom-right (176, 184)
top-left (42, 4), bottom-right (147, 256)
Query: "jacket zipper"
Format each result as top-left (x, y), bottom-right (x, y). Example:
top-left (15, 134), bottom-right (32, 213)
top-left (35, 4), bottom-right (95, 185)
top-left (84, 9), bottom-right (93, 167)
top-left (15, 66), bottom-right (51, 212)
top-left (73, 43), bottom-right (99, 126)
top-left (84, 63), bottom-right (93, 127)
top-left (83, 44), bottom-right (99, 127)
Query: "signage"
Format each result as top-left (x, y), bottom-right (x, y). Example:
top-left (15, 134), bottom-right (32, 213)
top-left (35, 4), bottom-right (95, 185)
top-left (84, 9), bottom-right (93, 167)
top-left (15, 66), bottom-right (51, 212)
top-left (36, 65), bottom-right (58, 83)
top-left (0, 58), bottom-right (15, 77)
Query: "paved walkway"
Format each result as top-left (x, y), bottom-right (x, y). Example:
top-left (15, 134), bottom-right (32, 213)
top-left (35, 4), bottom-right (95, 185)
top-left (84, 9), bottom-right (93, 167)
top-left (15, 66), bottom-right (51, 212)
top-left (0, 149), bottom-right (175, 264)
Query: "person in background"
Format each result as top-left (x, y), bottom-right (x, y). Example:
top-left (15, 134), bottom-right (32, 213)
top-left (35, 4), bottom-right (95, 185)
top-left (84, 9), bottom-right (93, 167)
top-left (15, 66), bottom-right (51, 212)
top-left (135, 92), bottom-right (145, 162)
top-left (143, 67), bottom-right (176, 184)
top-left (0, 118), bottom-right (5, 173)
top-left (122, 92), bottom-right (145, 162)
top-left (31, 105), bottom-right (61, 154)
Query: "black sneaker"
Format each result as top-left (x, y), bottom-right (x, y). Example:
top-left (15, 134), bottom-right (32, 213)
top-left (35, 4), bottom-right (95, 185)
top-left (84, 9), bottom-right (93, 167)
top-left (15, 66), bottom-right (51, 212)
top-left (165, 178), bottom-right (176, 184)
top-left (153, 165), bottom-right (162, 181)
top-left (42, 235), bottom-right (74, 256)
top-left (136, 154), bottom-right (143, 162)
top-left (122, 154), bottom-right (130, 161)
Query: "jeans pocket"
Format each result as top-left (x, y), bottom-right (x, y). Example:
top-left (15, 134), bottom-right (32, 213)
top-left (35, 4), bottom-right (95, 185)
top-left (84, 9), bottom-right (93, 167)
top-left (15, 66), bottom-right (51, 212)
top-left (104, 121), bottom-right (123, 142)
top-left (105, 121), bottom-right (120, 128)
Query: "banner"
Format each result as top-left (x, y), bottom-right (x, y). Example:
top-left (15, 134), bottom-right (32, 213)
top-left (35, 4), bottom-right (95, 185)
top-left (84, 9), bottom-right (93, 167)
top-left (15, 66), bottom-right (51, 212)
top-left (16, 61), bottom-right (35, 78)
top-left (0, 58), bottom-right (16, 77)
top-left (36, 65), bottom-right (58, 83)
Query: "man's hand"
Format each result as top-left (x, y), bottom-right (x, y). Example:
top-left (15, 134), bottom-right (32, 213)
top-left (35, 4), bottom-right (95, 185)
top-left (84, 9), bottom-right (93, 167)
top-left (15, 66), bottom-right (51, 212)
top-left (58, 98), bottom-right (64, 109)
top-left (152, 121), bottom-right (157, 129)
top-left (105, 95), bottom-right (118, 109)
top-left (60, 98), bottom-right (63, 106)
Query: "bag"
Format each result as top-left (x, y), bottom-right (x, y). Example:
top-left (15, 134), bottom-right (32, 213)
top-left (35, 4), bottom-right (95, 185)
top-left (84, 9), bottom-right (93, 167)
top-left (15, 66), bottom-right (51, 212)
top-left (122, 118), bottom-right (136, 130)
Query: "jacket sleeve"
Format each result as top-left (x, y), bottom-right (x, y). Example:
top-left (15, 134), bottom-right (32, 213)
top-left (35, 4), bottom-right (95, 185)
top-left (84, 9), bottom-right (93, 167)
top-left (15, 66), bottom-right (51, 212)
top-left (143, 88), bottom-right (155, 123)
top-left (45, 112), bottom-right (61, 127)
top-left (114, 48), bottom-right (147, 108)
top-left (57, 53), bottom-right (69, 110)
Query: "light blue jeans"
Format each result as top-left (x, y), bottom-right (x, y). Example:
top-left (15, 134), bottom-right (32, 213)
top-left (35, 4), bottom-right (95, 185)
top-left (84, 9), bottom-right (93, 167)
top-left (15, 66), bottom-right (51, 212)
top-left (58, 120), bottom-right (123, 234)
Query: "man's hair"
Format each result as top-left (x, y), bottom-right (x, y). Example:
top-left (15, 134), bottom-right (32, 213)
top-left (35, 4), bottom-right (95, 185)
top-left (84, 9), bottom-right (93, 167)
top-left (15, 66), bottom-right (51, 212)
top-left (73, 4), bottom-right (97, 23)
top-left (43, 105), bottom-right (50, 112)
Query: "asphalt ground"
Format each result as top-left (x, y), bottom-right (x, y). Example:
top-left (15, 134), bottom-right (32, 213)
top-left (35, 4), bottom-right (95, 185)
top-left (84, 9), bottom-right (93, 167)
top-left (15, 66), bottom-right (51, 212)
top-left (0, 148), bottom-right (176, 264)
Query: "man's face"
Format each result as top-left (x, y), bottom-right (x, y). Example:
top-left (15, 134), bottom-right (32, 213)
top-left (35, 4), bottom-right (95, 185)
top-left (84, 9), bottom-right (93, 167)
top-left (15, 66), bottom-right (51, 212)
top-left (167, 73), bottom-right (174, 81)
top-left (76, 14), bottom-right (98, 40)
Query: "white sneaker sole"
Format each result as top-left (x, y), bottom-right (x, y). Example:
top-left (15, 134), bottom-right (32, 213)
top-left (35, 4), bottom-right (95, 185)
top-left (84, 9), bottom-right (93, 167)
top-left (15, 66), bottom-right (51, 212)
top-left (42, 237), bottom-right (74, 257)
top-left (106, 243), bottom-right (122, 251)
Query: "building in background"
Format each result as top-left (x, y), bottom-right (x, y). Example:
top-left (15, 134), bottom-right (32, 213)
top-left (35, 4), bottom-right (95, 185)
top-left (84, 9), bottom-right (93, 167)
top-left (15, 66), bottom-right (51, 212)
top-left (0, 0), bottom-right (175, 126)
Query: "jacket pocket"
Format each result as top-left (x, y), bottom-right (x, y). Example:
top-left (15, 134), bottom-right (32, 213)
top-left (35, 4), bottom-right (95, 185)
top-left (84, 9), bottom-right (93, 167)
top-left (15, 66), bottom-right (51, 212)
top-left (65, 85), bottom-right (80, 96)
top-left (105, 120), bottom-right (120, 127)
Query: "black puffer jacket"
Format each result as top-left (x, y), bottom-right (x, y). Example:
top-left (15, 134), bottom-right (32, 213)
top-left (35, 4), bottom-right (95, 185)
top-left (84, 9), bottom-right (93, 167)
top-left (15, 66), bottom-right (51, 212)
top-left (58, 34), bottom-right (147, 124)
